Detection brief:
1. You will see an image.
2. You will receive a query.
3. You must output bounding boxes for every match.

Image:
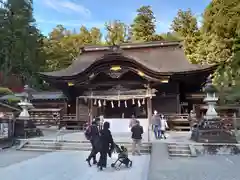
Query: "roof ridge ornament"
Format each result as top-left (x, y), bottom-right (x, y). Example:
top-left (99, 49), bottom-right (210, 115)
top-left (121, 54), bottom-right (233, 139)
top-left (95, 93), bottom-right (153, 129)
top-left (109, 44), bottom-right (121, 53)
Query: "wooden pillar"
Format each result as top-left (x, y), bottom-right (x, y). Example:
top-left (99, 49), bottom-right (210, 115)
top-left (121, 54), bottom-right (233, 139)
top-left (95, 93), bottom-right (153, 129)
top-left (76, 97), bottom-right (79, 121)
top-left (233, 113), bottom-right (237, 136)
top-left (146, 85), bottom-right (152, 142)
top-left (176, 94), bottom-right (181, 114)
top-left (64, 100), bottom-right (68, 114)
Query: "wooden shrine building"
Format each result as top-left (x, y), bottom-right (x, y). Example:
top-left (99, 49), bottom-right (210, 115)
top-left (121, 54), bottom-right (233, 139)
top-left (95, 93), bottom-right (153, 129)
top-left (39, 41), bottom-right (215, 130)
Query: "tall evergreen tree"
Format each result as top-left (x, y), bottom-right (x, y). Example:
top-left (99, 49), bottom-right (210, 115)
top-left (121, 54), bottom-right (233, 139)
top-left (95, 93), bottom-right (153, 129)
top-left (0, 0), bottom-right (45, 88)
top-left (171, 9), bottom-right (201, 63)
top-left (196, 0), bottom-right (240, 88)
top-left (131, 5), bottom-right (161, 41)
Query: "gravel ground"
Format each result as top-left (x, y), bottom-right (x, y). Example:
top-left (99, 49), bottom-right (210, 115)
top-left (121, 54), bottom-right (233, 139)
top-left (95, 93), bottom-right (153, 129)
top-left (0, 149), bottom-right (47, 168)
top-left (149, 155), bottom-right (240, 180)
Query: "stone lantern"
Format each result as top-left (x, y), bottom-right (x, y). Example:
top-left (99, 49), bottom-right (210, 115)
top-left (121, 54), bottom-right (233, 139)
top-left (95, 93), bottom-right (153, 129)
top-left (203, 75), bottom-right (219, 119)
top-left (191, 75), bottom-right (237, 143)
top-left (17, 85), bottom-right (34, 118)
top-left (14, 85), bottom-right (37, 138)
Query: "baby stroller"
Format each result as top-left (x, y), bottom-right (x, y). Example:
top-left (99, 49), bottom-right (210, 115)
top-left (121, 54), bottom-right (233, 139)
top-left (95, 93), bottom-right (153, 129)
top-left (111, 143), bottom-right (133, 169)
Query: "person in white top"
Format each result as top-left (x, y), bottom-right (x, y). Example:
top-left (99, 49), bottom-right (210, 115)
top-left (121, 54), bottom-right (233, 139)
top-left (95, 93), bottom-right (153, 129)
top-left (99, 115), bottom-right (104, 130)
top-left (160, 114), bottom-right (168, 139)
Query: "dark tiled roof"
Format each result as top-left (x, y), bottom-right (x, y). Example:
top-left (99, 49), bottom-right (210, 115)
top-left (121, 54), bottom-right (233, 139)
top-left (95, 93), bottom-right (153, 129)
top-left (0, 102), bottom-right (21, 111)
top-left (0, 91), bottom-right (66, 101)
top-left (40, 41), bottom-right (213, 77)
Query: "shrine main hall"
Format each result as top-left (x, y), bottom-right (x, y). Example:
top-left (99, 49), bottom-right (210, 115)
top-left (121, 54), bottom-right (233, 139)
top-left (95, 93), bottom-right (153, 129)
top-left (40, 41), bottom-right (214, 132)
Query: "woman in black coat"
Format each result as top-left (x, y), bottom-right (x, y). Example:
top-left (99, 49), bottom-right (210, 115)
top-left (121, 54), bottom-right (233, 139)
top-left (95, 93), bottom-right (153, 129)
top-left (97, 121), bottom-right (114, 170)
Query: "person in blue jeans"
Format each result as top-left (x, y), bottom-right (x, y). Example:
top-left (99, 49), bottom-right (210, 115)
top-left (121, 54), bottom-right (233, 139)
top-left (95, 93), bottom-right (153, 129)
top-left (151, 110), bottom-right (161, 139)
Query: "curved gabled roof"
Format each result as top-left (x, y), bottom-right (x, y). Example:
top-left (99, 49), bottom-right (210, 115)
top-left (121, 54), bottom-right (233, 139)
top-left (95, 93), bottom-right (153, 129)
top-left (40, 41), bottom-right (214, 79)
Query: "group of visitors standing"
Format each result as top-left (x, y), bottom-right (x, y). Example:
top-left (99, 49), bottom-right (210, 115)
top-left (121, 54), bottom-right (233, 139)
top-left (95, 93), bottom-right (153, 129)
top-left (85, 115), bottom-right (144, 171)
top-left (151, 110), bottom-right (168, 139)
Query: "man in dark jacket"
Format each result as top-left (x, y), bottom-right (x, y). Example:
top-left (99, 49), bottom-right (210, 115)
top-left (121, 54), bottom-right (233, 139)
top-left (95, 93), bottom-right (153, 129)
top-left (97, 121), bottom-right (114, 171)
top-left (86, 121), bottom-right (99, 166)
top-left (131, 120), bottom-right (143, 155)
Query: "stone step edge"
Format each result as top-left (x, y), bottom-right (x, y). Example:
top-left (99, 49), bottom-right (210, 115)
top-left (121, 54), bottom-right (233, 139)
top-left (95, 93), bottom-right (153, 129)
top-left (168, 146), bottom-right (190, 149)
top-left (20, 146), bottom-right (151, 151)
top-left (168, 149), bottom-right (191, 152)
top-left (23, 140), bottom-right (151, 145)
top-left (23, 145), bottom-right (151, 151)
top-left (26, 142), bottom-right (152, 146)
top-left (19, 148), bottom-right (151, 154)
top-left (24, 143), bottom-right (152, 148)
top-left (169, 153), bottom-right (192, 157)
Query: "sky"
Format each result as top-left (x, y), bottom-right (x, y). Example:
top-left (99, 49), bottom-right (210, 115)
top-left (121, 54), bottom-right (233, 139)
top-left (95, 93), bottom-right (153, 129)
top-left (33, 0), bottom-right (212, 36)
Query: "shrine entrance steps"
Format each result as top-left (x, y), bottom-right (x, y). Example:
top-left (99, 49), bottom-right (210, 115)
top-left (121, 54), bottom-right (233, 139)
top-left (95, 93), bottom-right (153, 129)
top-left (17, 139), bottom-right (152, 154)
top-left (167, 143), bottom-right (196, 157)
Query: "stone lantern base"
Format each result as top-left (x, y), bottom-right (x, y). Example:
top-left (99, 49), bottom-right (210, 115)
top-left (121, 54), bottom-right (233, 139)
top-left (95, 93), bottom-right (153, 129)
top-left (14, 117), bottom-right (42, 138)
top-left (191, 117), bottom-right (237, 143)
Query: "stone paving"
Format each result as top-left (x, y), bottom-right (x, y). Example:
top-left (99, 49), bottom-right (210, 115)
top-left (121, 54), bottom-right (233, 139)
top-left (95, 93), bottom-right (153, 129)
top-left (149, 155), bottom-right (240, 180)
top-left (0, 149), bottom-right (46, 167)
top-left (0, 150), bottom-right (150, 180)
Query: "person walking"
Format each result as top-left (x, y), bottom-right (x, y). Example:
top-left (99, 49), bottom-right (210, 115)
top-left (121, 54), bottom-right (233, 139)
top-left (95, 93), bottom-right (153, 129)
top-left (131, 120), bottom-right (143, 155)
top-left (85, 121), bottom-right (99, 166)
top-left (160, 114), bottom-right (168, 139)
top-left (97, 121), bottom-right (114, 171)
top-left (151, 110), bottom-right (161, 139)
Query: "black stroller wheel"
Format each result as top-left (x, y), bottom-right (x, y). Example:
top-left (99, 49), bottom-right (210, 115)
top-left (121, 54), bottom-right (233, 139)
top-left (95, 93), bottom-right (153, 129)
top-left (111, 163), bottom-right (115, 168)
top-left (129, 161), bottom-right (133, 167)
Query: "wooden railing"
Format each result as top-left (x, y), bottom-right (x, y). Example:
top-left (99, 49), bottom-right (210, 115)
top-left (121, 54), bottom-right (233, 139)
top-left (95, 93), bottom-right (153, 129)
top-left (164, 114), bottom-right (190, 131)
top-left (59, 114), bottom-right (87, 130)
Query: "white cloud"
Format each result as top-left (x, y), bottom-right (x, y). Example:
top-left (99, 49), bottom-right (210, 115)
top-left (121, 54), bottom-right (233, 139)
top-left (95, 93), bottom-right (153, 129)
top-left (42, 0), bottom-right (91, 18)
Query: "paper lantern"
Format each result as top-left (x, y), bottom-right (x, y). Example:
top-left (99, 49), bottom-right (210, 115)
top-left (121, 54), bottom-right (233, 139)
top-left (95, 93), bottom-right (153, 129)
top-left (138, 99), bottom-right (141, 107)
top-left (142, 98), bottom-right (145, 105)
top-left (98, 100), bottom-right (101, 107)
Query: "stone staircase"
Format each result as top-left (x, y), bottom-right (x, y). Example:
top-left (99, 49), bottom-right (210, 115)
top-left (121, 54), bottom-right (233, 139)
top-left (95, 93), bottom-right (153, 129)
top-left (167, 143), bottom-right (196, 157)
top-left (18, 139), bottom-right (152, 154)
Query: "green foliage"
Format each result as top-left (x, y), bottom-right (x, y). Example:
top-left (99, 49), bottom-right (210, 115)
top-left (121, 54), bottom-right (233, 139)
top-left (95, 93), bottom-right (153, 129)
top-left (171, 9), bottom-right (201, 63)
top-left (198, 0), bottom-right (240, 89)
top-left (169, 1), bottom-right (240, 103)
top-left (0, 87), bottom-right (13, 95)
top-left (105, 20), bottom-right (129, 45)
top-left (0, 0), bottom-right (46, 89)
top-left (7, 96), bottom-right (21, 103)
top-left (131, 5), bottom-right (159, 42)
top-left (160, 32), bottom-right (181, 41)
top-left (43, 25), bottom-right (103, 71)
